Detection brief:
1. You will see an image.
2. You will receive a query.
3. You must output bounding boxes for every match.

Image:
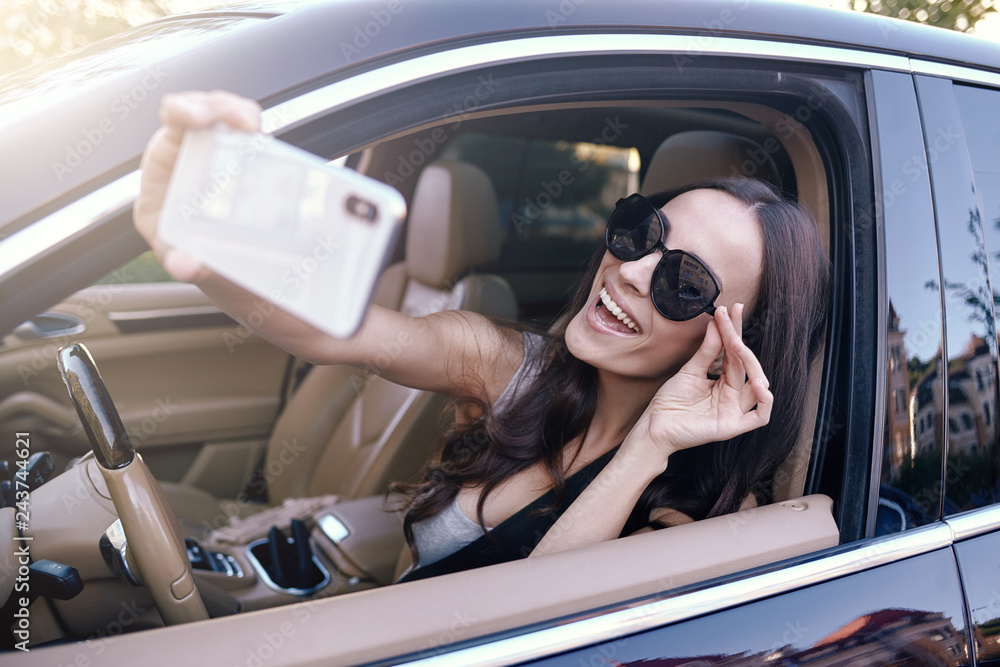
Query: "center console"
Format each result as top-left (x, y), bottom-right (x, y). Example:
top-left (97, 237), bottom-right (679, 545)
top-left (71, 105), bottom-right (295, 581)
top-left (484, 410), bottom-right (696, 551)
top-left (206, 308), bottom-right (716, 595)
top-left (182, 494), bottom-right (405, 612)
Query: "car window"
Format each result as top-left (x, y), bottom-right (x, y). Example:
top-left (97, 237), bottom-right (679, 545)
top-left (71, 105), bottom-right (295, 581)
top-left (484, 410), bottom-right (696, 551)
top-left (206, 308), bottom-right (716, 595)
top-left (915, 76), bottom-right (1000, 518)
top-left (440, 132), bottom-right (639, 326)
top-left (442, 132), bottom-right (639, 267)
top-left (91, 249), bottom-right (175, 286)
top-left (874, 71), bottom-right (946, 535)
top-left (947, 82), bottom-right (1000, 512)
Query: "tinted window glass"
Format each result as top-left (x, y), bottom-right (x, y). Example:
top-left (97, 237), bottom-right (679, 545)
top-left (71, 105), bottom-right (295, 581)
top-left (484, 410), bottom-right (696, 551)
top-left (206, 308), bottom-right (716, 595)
top-left (952, 83), bottom-right (1000, 511)
top-left (873, 71), bottom-right (945, 535)
top-left (918, 76), bottom-right (1000, 516)
top-left (444, 132), bottom-right (639, 265)
top-left (92, 250), bottom-right (175, 285)
top-left (442, 132), bottom-right (639, 324)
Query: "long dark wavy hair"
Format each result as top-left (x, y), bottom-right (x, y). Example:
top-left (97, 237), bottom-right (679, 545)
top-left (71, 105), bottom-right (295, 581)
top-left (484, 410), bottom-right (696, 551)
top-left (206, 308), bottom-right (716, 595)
top-left (392, 177), bottom-right (830, 561)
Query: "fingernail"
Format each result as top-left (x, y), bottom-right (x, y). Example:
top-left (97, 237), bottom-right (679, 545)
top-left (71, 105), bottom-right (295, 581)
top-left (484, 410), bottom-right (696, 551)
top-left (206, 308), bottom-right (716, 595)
top-left (718, 306), bottom-right (727, 316)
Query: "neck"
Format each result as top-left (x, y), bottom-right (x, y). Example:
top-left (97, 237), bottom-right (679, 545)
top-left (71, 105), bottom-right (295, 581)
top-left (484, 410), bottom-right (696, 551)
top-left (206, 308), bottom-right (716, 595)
top-left (576, 368), bottom-right (664, 458)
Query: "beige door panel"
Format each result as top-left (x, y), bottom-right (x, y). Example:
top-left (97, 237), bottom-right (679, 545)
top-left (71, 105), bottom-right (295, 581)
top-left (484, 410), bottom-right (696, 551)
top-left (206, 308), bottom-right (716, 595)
top-left (17, 494), bottom-right (839, 664)
top-left (0, 283), bottom-right (290, 488)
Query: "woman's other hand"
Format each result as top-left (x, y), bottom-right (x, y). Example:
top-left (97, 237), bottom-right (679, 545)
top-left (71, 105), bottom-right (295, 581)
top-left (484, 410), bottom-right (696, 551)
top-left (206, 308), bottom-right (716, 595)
top-left (623, 303), bottom-right (773, 467)
top-left (133, 90), bottom-right (262, 283)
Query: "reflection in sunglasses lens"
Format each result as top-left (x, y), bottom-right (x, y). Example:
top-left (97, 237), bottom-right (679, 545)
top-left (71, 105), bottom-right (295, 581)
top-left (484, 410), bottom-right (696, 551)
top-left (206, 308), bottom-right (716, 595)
top-left (654, 252), bottom-right (713, 320)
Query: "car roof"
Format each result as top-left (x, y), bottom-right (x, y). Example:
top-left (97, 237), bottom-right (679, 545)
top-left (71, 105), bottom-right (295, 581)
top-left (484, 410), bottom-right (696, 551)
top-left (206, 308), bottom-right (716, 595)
top-left (2, 0), bottom-right (999, 234)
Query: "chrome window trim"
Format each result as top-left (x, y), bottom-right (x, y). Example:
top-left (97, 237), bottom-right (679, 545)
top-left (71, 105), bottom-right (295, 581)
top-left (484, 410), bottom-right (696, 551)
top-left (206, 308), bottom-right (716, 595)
top-left (261, 34), bottom-right (911, 133)
top-left (865, 68), bottom-right (889, 540)
top-left (0, 34), bottom-right (913, 281)
top-left (910, 58), bottom-right (1000, 87)
top-left (946, 504), bottom-right (1000, 540)
top-left (398, 523), bottom-right (953, 667)
top-left (7, 38), bottom-right (1000, 283)
top-left (0, 170), bottom-right (139, 279)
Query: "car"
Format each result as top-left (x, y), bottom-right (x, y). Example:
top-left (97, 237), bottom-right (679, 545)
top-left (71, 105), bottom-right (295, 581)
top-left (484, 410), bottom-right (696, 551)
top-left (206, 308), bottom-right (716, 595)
top-left (2, 0), bottom-right (1000, 664)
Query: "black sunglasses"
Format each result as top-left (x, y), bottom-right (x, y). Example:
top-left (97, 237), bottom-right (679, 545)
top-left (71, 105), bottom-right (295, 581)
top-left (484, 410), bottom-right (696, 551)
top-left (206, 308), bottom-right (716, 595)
top-left (605, 193), bottom-right (722, 322)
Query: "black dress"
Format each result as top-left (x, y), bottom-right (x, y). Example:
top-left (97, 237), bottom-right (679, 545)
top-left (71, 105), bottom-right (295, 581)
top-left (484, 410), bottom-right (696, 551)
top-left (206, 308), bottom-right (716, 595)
top-left (399, 446), bottom-right (622, 582)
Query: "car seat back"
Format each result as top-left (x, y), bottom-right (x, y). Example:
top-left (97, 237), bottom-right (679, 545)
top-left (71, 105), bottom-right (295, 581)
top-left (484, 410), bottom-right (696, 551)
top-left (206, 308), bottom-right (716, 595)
top-left (265, 159), bottom-right (517, 503)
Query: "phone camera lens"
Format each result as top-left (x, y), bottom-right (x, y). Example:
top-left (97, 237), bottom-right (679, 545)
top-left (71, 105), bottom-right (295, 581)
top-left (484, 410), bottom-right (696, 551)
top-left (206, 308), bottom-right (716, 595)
top-left (345, 196), bottom-right (378, 221)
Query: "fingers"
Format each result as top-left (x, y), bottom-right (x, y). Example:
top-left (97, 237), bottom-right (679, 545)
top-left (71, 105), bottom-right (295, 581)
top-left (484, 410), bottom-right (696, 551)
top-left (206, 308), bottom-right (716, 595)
top-left (716, 305), bottom-right (746, 393)
top-left (136, 91), bottom-right (261, 278)
top-left (160, 90), bottom-right (262, 134)
top-left (162, 249), bottom-right (209, 284)
top-left (713, 303), bottom-right (772, 419)
top-left (739, 377), bottom-right (773, 430)
top-left (681, 316), bottom-right (724, 377)
top-left (731, 300), bottom-right (743, 338)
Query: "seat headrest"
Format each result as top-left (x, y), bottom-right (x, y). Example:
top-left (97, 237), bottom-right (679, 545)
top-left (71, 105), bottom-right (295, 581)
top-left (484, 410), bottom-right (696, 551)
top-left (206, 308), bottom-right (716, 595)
top-left (405, 159), bottom-right (502, 289)
top-left (640, 130), bottom-right (781, 195)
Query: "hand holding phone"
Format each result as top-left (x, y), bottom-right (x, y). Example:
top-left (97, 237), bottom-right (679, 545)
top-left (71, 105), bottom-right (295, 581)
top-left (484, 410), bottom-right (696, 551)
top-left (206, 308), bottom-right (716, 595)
top-left (158, 124), bottom-right (405, 338)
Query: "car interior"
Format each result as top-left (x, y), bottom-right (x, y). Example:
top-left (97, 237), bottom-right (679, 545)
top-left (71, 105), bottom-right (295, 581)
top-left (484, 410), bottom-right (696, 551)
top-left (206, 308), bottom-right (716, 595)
top-left (1, 88), bottom-right (846, 654)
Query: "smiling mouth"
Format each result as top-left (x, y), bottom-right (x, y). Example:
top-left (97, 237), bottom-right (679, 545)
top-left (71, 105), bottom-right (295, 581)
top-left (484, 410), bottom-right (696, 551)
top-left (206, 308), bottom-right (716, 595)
top-left (597, 287), bottom-right (639, 334)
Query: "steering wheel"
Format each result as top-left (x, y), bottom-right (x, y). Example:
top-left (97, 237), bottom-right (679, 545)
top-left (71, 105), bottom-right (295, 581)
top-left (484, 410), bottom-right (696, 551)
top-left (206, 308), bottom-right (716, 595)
top-left (57, 342), bottom-right (208, 625)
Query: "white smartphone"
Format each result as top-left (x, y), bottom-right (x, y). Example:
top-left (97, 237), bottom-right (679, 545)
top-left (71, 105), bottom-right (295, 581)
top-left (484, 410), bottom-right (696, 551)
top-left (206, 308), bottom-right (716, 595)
top-left (159, 124), bottom-right (405, 338)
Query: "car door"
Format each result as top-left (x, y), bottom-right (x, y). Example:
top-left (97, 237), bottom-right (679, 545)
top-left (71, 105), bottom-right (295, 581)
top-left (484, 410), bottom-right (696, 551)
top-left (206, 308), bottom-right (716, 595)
top-left (0, 258), bottom-right (292, 500)
top-left (932, 76), bottom-right (1000, 667)
top-left (463, 64), bottom-right (975, 667)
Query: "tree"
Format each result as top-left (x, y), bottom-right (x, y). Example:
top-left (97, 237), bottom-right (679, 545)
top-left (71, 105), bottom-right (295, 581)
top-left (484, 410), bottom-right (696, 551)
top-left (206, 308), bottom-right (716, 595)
top-left (855, 0), bottom-right (997, 33)
top-left (0, 0), bottom-right (233, 77)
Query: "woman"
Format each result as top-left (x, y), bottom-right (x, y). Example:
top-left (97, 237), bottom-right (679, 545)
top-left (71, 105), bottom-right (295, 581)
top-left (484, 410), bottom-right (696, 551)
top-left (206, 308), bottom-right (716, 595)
top-left (135, 91), bottom-right (829, 582)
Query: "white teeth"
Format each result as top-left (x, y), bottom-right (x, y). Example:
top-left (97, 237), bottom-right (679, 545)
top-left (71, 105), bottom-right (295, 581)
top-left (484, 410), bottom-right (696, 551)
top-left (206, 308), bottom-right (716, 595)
top-left (599, 288), bottom-right (639, 333)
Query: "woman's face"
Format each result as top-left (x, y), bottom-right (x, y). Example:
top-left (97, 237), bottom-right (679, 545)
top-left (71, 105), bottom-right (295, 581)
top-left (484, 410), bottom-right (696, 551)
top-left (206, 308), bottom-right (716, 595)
top-left (565, 188), bottom-right (765, 381)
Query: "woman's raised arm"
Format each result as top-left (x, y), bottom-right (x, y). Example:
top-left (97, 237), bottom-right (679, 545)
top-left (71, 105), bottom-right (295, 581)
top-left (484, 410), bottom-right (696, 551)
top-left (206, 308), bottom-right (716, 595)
top-left (134, 90), bottom-right (522, 402)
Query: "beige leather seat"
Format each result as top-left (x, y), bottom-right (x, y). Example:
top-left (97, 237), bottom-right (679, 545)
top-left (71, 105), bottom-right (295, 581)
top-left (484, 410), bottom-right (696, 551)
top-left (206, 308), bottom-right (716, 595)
top-left (640, 129), bottom-right (781, 195)
top-left (163, 159), bottom-right (518, 527)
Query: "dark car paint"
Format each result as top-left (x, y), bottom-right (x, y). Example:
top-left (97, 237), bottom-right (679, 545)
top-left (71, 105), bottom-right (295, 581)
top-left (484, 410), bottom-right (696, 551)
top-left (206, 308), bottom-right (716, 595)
top-left (528, 548), bottom-right (970, 666)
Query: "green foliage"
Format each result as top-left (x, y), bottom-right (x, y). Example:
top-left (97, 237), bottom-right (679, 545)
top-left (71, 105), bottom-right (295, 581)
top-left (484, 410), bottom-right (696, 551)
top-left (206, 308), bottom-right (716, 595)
top-left (856, 0), bottom-right (997, 33)
top-left (908, 354), bottom-right (932, 389)
top-left (92, 250), bottom-right (175, 285)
